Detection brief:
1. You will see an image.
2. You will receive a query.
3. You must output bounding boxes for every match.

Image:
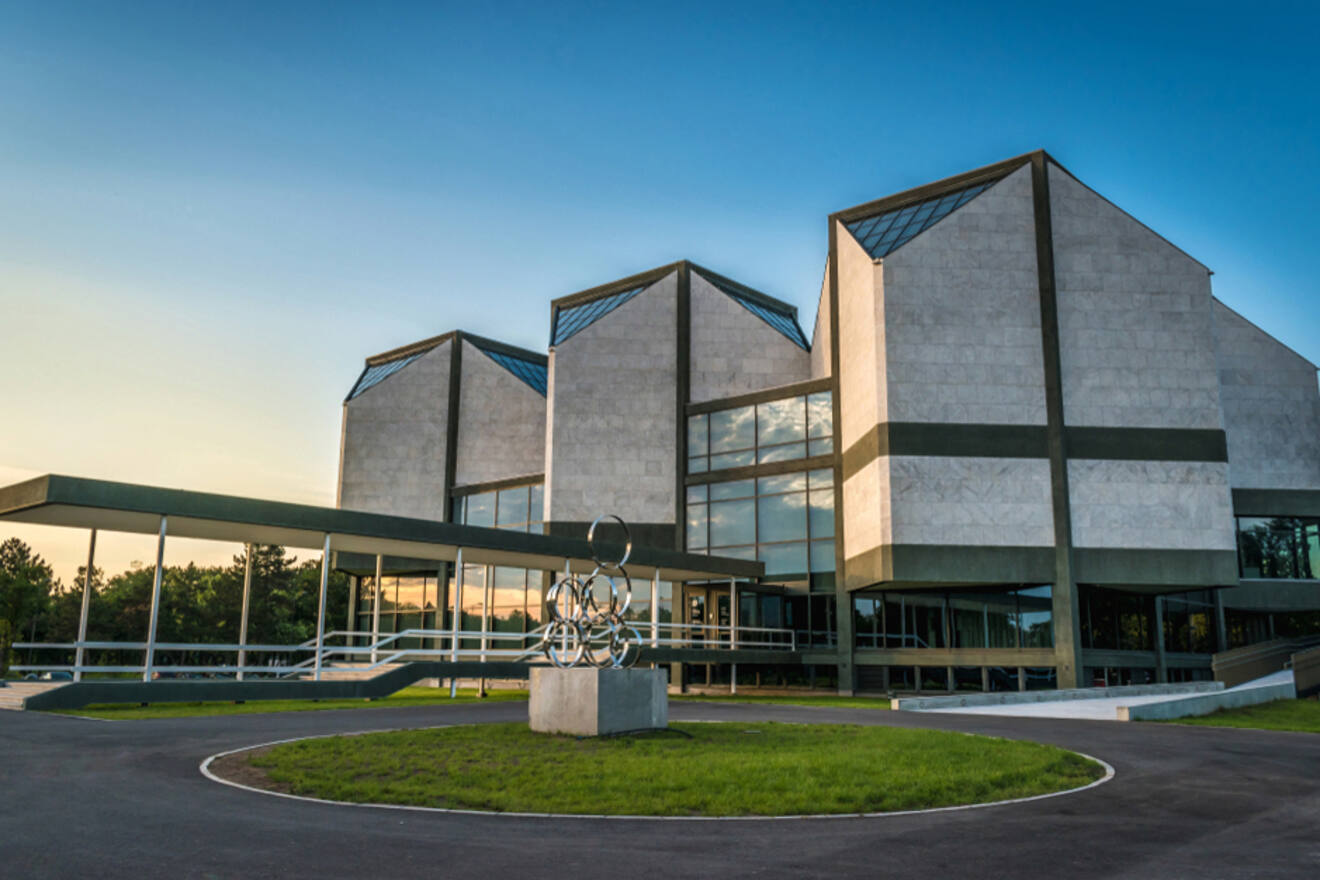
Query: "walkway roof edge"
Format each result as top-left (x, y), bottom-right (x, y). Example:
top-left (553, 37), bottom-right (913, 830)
top-left (0, 475), bottom-right (763, 582)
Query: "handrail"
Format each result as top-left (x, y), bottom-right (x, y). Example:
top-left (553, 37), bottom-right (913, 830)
top-left (11, 619), bottom-right (798, 677)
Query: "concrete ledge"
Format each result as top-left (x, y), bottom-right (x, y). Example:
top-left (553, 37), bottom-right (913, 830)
top-left (1119, 678), bottom-right (1297, 721)
top-left (894, 681), bottom-right (1223, 712)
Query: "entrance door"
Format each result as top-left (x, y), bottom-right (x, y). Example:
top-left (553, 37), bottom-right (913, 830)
top-left (683, 586), bottom-right (730, 646)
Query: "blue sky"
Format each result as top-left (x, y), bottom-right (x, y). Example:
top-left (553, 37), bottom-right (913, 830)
top-left (1, 0), bottom-right (1317, 578)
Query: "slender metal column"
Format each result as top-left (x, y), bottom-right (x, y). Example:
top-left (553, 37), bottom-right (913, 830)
top-left (371, 553), bottom-right (383, 663)
top-left (73, 529), bottom-right (97, 682)
top-left (449, 547), bottom-right (463, 698)
top-left (729, 576), bottom-right (738, 695)
top-left (1154, 597), bottom-right (1168, 684)
top-left (143, 516), bottom-right (168, 682)
top-left (478, 564), bottom-right (491, 697)
top-left (650, 568), bottom-right (660, 649)
top-left (313, 533), bottom-right (331, 682)
top-left (237, 543), bottom-right (253, 681)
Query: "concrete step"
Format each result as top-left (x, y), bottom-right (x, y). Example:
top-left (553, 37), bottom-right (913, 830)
top-left (0, 681), bottom-right (69, 710)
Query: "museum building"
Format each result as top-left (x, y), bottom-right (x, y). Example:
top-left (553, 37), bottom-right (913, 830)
top-left (336, 150), bottom-right (1320, 693)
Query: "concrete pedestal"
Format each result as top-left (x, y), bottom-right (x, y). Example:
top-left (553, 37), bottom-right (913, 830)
top-left (529, 667), bottom-right (667, 736)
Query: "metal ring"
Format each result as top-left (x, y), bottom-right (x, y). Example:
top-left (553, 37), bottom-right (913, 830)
top-left (586, 514), bottom-right (632, 571)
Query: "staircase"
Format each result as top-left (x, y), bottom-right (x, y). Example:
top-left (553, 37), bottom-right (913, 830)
top-left (0, 681), bottom-right (69, 711)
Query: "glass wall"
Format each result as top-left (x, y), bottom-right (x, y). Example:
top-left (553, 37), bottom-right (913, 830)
top-left (852, 586), bottom-right (1053, 650)
top-left (687, 468), bottom-right (834, 577)
top-left (1163, 590), bottom-right (1215, 654)
top-left (687, 390), bottom-right (833, 474)
top-left (355, 575), bottom-right (442, 646)
top-left (449, 481), bottom-right (546, 640)
top-left (1237, 516), bottom-right (1320, 579)
top-left (1079, 586), bottom-right (1156, 652)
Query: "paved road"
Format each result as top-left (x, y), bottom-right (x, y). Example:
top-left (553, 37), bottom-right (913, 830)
top-left (2, 700), bottom-right (1318, 879)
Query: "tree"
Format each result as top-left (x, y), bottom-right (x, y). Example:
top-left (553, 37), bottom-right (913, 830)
top-left (0, 539), bottom-right (56, 677)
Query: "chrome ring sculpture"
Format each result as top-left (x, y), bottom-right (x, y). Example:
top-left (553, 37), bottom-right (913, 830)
top-left (538, 515), bottom-right (641, 669)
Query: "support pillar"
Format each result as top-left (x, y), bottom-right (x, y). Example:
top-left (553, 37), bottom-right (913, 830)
top-left (1154, 596), bottom-right (1168, 684)
top-left (479, 564), bottom-right (490, 698)
top-left (143, 517), bottom-right (168, 682)
top-left (313, 533), bottom-right (331, 682)
top-left (729, 576), bottom-right (738, 695)
top-left (650, 568), bottom-right (660, 649)
top-left (74, 529), bottom-right (97, 682)
top-left (1213, 590), bottom-right (1229, 654)
top-left (371, 553), bottom-right (383, 664)
top-left (449, 548), bottom-right (463, 697)
top-left (237, 543), bottom-right (253, 681)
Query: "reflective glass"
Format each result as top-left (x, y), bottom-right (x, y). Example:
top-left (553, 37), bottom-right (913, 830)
top-left (529, 485), bottom-right (544, 523)
top-left (808, 490), bottom-right (834, 537)
top-left (346, 352), bottom-right (426, 400)
top-left (757, 492), bottom-right (807, 543)
top-left (757, 396), bottom-right (806, 446)
top-left (844, 176), bottom-right (1006, 259)
top-left (1017, 585), bottom-right (1053, 648)
top-left (758, 442), bottom-right (806, 463)
top-left (687, 484), bottom-right (709, 505)
top-left (552, 285), bottom-right (647, 345)
top-left (694, 271), bottom-right (809, 350)
top-left (464, 492), bottom-right (496, 528)
top-left (496, 486), bottom-right (530, 527)
top-left (807, 392), bottom-right (833, 438)
top-left (760, 541), bottom-right (809, 576)
top-left (808, 468), bottom-right (834, 489)
top-left (709, 499), bottom-right (755, 546)
top-left (758, 472), bottom-right (807, 495)
top-left (688, 455), bottom-right (709, 474)
top-left (686, 505), bottom-right (708, 550)
top-left (476, 346), bottom-right (548, 395)
top-left (710, 479), bottom-right (755, 500)
top-left (710, 450), bottom-right (754, 470)
top-left (710, 406), bottom-right (755, 452)
top-left (688, 415), bottom-right (708, 456)
top-left (809, 539), bottom-right (835, 572)
top-left (808, 437), bottom-right (834, 457)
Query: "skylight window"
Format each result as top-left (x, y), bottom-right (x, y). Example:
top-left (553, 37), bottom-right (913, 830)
top-left (696, 271), bottom-right (809, 350)
top-left (345, 351), bottom-right (426, 400)
top-left (551, 285), bottom-right (647, 345)
top-left (475, 345), bottom-right (548, 396)
top-left (844, 175), bottom-right (1007, 259)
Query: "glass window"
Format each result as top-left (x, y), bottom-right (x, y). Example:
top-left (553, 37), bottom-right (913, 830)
top-left (760, 541), bottom-right (809, 576)
top-left (1238, 516), bottom-right (1320, 579)
top-left (1017, 585), bottom-right (1053, 648)
top-left (757, 493), bottom-right (807, 543)
top-left (688, 414), bottom-right (708, 456)
top-left (757, 396), bottom-right (806, 446)
top-left (709, 499), bottom-right (756, 547)
top-left (807, 391), bottom-right (833, 438)
top-left (711, 479), bottom-right (755, 500)
top-left (710, 406), bottom-right (755, 453)
top-left (686, 505), bottom-right (708, 551)
top-left (687, 391), bottom-right (833, 477)
top-left (529, 485), bottom-right (544, 523)
top-left (496, 486), bottom-right (529, 527)
top-left (465, 492), bottom-right (495, 528)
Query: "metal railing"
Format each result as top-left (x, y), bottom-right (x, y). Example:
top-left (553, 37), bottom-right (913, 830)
top-left (11, 620), bottom-right (796, 679)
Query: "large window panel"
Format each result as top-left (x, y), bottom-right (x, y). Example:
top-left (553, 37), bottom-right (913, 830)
top-left (687, 391), bottom-right (834, 477)
top-left (709, 499), bottom-right (756, 547)
top-left (710, 406), bottom-right (755, 454)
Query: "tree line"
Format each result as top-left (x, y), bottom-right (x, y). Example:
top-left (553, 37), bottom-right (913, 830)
top-left (0, 537), bottom-right (350, 676)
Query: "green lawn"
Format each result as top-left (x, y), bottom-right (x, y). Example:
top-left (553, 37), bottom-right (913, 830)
top-left (49, 687), bottom-right (529, 720)
top-left (242, 721), bottom-right (1103, 816)
top-left (1159, 697), bottom-right (1320, 733)
top-left (672, 693), bottom-right (891, 709)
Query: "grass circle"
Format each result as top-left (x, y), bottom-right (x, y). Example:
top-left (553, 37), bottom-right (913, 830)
top-left (235, 722), bottom-right (1105, 817)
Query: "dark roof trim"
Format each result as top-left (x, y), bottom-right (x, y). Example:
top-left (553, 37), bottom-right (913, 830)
top-left (451, 473), bottom-right (545, 498)
top-left (831, 150), bottom-right (1039, 225)
top-left (551, 262), bottom-right (683, 311)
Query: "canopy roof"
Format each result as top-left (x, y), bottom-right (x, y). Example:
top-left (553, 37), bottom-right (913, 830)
top-left (0, 475), bottom-right (762, 582)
